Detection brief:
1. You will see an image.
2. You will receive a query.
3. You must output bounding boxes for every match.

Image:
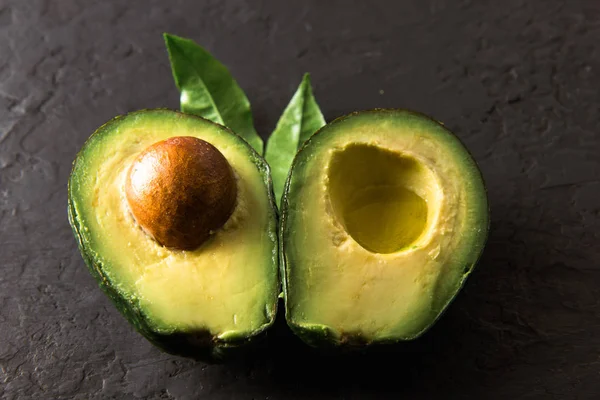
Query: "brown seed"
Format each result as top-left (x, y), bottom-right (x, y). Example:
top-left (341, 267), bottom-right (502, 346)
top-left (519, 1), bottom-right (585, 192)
top-left (125, 136), bottom-right (237, 250)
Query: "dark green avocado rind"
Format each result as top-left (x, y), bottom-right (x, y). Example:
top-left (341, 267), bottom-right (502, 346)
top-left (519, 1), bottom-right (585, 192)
top-left (68, 109), bottom-right (279, 362)
top-left (280, 109), bottom-right (490, 347)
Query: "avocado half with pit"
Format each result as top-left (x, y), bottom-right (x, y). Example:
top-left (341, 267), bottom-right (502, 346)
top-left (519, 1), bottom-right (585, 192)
top-left (281, 109), bottom-right (488, 346)
top-left (68, 109), bottom-right (278, 360)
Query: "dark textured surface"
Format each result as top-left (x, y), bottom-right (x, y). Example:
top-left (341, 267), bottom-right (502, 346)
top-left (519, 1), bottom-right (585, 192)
top-left (1, 0), bottom-right (599, 398)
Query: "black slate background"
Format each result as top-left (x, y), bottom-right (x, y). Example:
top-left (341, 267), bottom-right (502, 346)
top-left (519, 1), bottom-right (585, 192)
top-left (1, 0), bottom-right (599, 398)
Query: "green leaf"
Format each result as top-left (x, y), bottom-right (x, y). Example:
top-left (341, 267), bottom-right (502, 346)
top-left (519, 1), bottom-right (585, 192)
top-left (164, 33), bottom-right (263, 153)
top-left (265, 73), bottom-right (326, 205)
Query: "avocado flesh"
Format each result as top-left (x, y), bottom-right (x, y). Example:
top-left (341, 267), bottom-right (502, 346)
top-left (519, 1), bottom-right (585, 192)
top-left (68, 110), bottom-right (278, 359)
top-left (281, 109), bottom-right (488, 346)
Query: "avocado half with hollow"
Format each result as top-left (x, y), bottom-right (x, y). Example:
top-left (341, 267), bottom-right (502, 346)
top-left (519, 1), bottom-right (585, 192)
top-left (68, 109), bottom-right (279, 360)
top-left (281, 109), bottom-right (488, 346)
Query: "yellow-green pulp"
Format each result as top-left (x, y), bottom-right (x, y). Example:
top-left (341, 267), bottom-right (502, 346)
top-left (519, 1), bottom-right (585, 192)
top-left (327, 144), bottom-right (435, 254)
top-left (341, 186), bottom-right (427, 253)
top-left (283, 110), bottom-right (489, 343)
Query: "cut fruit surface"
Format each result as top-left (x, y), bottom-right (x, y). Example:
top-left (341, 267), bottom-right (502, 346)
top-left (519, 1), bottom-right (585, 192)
top-left (68, 109), bottom-right (279, 360)
top-left (281, 109), bottom-right (488, 346)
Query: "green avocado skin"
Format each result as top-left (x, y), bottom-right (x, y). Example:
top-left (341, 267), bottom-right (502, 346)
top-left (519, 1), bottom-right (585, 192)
top-left (280, 109), bottom-right (490, 348)
top-left (68, 110), bottom-right (279, 362)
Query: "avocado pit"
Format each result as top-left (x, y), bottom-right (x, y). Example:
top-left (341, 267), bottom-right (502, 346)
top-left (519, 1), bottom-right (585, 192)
top-left (125, 136), bottom-right (237, 250)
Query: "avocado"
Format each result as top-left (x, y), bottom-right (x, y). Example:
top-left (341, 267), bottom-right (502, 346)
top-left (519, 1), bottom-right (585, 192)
top-left (280, 109), bottom-right (488, 347)
top-left (68, 109), bottom-right (279, 360)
